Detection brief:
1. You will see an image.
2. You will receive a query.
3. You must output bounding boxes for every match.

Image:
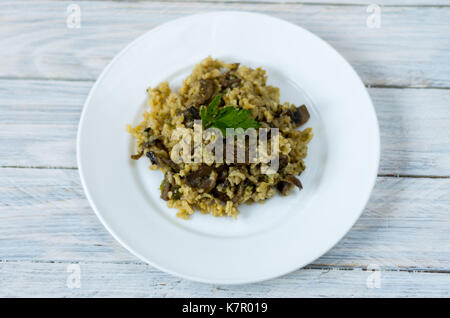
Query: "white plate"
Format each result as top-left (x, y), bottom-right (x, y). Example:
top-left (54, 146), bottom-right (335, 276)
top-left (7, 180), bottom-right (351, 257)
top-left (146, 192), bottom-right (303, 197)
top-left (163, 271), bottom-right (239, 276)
top-left (77, 11), bottom-right (379, 284)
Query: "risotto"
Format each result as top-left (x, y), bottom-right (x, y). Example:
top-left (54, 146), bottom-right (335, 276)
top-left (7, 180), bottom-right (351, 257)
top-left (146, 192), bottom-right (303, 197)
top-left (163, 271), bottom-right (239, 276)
top-left (127, 57), bottom-right (313, 219)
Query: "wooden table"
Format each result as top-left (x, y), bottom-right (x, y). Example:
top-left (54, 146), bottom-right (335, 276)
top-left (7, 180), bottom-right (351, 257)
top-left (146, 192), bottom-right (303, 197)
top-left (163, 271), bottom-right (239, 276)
top-left (1, 0), bottom-right (449, 297)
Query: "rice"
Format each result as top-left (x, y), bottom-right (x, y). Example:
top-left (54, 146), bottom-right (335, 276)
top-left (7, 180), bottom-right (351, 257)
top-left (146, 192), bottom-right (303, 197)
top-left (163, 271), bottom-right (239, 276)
top-left (127, 57), bottom-right (313, 219)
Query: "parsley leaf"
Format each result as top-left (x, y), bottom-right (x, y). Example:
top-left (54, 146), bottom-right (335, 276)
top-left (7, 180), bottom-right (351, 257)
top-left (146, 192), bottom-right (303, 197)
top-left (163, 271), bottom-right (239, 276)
top-left (200, 94), bottom-right (221, 128)
top-left (200, 95), bottom-right (260, 136)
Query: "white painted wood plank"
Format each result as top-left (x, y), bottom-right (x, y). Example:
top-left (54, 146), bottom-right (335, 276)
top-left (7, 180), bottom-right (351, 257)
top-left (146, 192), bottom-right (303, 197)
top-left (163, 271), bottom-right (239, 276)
top-left (1, 168), bottom-right (449, 270)
top-left (317, 176), bottom-right (450, 269)
top-left (0, 168), bottom-right (132, 262)
top-left (0, 260), bottom-right (449, 297)
top-left (74, 0), bottom-right (450, 6)
top-left (179, 0), bottom-right (450, 5)
top-left (0, 80), bottom-right (90, 169)
top-left (1, 1), bottom-right (449, 87)
top-left (1, 79), bottom-right (449, 175)
top-left (376, 88), bottom-right (450, 176)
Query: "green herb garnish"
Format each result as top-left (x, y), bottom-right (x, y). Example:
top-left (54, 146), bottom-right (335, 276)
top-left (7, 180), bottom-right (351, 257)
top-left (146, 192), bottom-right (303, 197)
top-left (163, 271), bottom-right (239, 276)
top-left (172, 187), bottom-right (181, 200)
top-left (200, 94), bottom-right (260, 136)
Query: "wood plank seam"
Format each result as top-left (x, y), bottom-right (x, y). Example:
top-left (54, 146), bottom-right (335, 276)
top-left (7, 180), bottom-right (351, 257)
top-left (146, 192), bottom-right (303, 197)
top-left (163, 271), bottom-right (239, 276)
top-left (1, 167), bottom-right (449, 179)
top-left (93, 0), bottom-right (450, 8)
top-left (1, 259), bottom-right (449, 274)
top-left (3, 77), bottom-right (450, 90)
top-left (1, 2), bottom-right (449, 87)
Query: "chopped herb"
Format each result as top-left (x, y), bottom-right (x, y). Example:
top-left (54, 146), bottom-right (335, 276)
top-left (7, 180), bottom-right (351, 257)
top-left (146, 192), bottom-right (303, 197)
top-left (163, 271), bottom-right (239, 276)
top-left (159, 178), bottom-right (168, 192)
top-left (172, 187), bottom-right (181, 200)
top-left (200, 95), bottom-right (260, 136)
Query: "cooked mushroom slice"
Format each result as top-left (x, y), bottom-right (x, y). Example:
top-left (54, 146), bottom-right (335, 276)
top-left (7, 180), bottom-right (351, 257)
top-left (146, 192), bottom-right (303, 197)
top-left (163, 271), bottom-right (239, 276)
top-left (143, 136), bottom-right (167, 151)
top-left (158, 155), bottom-right (180, 172)
top-left (185, 165), bottom-right (216, 192)
top-left (219, 71), bottom-right (241, 90)
top-left (182, 106), bottom-right (200, 129)
top-left (146, 150), bottom-right (158, 165)
top-left (130, 151), bottom-right (143, 160)
top-left (229, 63), bottom-right (240, 70)
top-left (283, 175), bottom-right (303, 190)
top-left (160, 177), bottom-right (172, 201)
top-left (195, 79), bottom-right (215, 106)
top-left (276, 181), bottom-right (294, 196)
top-left (146, 151), bottom-right (179, 172)
top-left (216, 165), bottom-right (229, 184)
top-left (278, 154), bottom-right (289, 171)
top-left (211, 189), bottom-right (230, 203)
top-left (290, 105), bottom-right (310, 127)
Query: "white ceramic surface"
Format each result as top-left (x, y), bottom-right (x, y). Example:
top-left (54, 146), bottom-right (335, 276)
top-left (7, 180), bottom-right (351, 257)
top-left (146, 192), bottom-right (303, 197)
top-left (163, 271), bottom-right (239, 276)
top-left (77, 11), bottom-right (380, 284)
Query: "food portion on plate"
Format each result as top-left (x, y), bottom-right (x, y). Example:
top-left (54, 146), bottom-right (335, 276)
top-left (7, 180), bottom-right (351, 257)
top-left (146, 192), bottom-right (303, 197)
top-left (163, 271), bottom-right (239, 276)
top-left (128, 57), bottom-right (313, 219)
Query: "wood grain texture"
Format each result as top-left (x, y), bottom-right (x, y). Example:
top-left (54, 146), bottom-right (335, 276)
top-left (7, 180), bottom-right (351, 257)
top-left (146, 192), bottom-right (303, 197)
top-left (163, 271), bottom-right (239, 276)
top-left (1, 79), bottom-right (449, 175)
top-left (1, 168), bottom-right (449, 270)
top-left (74, 0), bottom-right (450, 6)
top-left (1, 260), bottom-right (449, 297)
top-left (174, 0), bottom-right (450, 5)
top-left (0, 79), bottom-right (89, 169)
top-left (1, 0), bottom-right (449, 297)
top-left (1, 1), bottom-right (450, 87)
